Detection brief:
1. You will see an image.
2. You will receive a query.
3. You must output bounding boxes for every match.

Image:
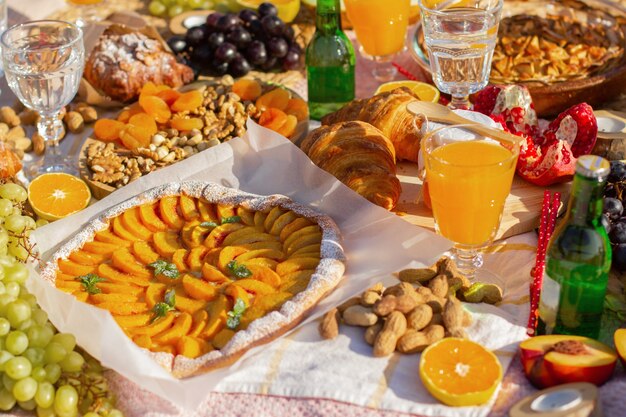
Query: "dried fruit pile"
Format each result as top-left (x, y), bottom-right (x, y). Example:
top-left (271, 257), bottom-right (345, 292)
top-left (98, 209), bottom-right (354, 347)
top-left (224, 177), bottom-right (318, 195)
top-left (473, 84), bottom-right (598, 186)
top-left (492, 13), bottom-right (624, 84)
top-left (319, 257), bottom-right (503, 356)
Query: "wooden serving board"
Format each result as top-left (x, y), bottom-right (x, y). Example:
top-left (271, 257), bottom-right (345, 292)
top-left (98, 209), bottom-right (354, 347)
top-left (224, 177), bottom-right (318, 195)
top-left (394, 162), bottom-right (571, 240)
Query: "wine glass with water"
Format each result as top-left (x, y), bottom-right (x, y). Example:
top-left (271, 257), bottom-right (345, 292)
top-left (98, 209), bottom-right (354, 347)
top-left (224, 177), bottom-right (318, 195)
top-left (1, 21), bottom-right (85, 179)
top-left (418, 0), bottom-right (503, 109)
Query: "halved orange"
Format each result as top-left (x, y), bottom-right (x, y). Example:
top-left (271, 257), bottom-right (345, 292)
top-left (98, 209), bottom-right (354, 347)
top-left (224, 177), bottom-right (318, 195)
top-left (28, 173), bottom-right (91, 221)
top-left (419, 338), bottom-right (502, 407)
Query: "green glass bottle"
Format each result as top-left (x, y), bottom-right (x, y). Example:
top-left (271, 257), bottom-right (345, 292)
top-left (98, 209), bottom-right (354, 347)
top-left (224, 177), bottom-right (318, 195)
top-left (537, 155), bottom-right (612, 339)
top-left (305, 0), bottom-right (356, 120)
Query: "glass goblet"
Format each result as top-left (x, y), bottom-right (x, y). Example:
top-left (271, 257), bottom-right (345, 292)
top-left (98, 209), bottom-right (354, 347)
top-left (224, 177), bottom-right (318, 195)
top-left (418, 0), bottom-right (503, 110)
top-left (421, 124), bottom-right (519, 283)
top-left (1, 21), bottom-right (85, 179)
top-left (344, 0), bottom-right (411, 82)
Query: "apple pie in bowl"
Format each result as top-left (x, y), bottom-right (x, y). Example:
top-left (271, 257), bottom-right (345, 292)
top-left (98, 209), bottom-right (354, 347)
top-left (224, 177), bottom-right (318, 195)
top-left (40, 182), bottom-right (345, 378)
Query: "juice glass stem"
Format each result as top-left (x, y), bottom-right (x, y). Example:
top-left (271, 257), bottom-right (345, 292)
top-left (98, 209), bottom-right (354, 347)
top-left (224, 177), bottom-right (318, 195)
top-left (30, 113), bottom-right (73, 177)
top-left (451, 245), bottom-right (483, 281)
top-left (449, 94), bottom-right (471, 110)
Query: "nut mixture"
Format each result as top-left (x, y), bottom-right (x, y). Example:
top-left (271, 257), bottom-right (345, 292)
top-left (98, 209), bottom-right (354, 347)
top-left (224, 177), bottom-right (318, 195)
top-left (86, 76), bottom-right (264, 188)
top-left (491, 14), bottom-right (624, 83)
top-left (319, 257), bottom-right (503, 356)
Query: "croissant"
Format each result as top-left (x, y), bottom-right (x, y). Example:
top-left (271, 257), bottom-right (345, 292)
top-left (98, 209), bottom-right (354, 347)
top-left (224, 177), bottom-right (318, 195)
top-left (301, 121), bottom-right (401, 210)
top-left (321, 87), bottom-right (423, 162)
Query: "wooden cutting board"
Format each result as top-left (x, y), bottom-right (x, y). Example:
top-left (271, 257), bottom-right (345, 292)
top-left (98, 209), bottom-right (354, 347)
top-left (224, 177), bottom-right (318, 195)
top-left (394, 162), bottom-right (571, 240)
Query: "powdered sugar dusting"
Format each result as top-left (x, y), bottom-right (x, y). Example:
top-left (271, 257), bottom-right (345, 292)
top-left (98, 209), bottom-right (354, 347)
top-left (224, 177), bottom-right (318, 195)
top-left (39, 182), bottom-right (345, 378)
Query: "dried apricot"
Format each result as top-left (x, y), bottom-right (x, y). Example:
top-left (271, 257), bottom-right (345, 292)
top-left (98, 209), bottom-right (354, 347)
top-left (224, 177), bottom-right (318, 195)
top-left (141, 82), bottom-right (170, 96)
top-left (285, 98), bottom-right (309, 121)
top-left (232, 79), bottom-right (262, 101)
top-left (171, 90), bottom-right (203, 112)
top-left (93, 119), bottom-right (125, 142)
top-left (120, 124), bottom-right (151, 150)
top-left (128, 113), bottom-right (158, 136)
top-left (138, 95), bottom-right (171, 123)
top-left (117, 103), bottom-right (142, 123)
top-left (256, 88), bottom-right (290, 112)
top-left (157, 89), bottom-right (182, 106)
top-left (277, 115), bottom-right (298, 138)
top-left (170, 117), bottom-right (203, 132)
top-left (258, 108), bottom-right (288, 132)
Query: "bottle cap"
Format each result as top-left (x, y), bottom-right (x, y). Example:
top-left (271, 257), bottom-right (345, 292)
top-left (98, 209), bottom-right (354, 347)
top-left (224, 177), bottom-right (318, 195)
top-left (576, 155), bottom-right (610, 179)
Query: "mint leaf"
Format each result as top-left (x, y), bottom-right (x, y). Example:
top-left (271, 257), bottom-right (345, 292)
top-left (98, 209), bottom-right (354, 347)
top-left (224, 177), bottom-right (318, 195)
top-left (226, 260), bottom-right (252, 279)
top-left (199, 221), bottom-right (218, 228)
top-left (226, 297), bottom-right (247, 330)
top-left (151, 289), bottom-right (176, 323)
top-left (75, 273), bottom-right (106, 295)
top-left (149, 259), bottom-right (179, 279)
top-left (221, 216), bottom-right (241, 224)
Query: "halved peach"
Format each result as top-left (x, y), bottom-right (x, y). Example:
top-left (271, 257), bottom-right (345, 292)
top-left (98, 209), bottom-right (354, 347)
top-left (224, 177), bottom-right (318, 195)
top-left (153, 231), bottom-right (182, 258)
top-left (615, 329), bottom-right (626, 368)
top-left (204, 223), bottom-right (246, 249)
top-left (122, 208), bottom-right (153, 241)
top-left (138, 203), bottom-right (169, 232)
top-left (95, 229), bottom-right (133, 246)
top-left (519, 335), bottom-right (618, 389)
top-left (179, 194), bottom-right (200, 221)
top-left (131, 241), bottom-right (160, 265)
top-left (159, 196), bottom-right (184, 230)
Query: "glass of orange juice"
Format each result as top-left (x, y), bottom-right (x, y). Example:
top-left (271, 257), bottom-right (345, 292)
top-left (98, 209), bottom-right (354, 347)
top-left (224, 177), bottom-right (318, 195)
top-left (66, 0), bottom-right (105, 27)
top-left (344, 0), bottom-right (411, 81)
top-left (422, 124), bottom-right (519, 281)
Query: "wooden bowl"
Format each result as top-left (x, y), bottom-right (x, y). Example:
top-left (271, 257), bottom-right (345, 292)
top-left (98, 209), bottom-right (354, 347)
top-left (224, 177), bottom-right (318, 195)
top-left (409, 0), bottom-right (626, 117)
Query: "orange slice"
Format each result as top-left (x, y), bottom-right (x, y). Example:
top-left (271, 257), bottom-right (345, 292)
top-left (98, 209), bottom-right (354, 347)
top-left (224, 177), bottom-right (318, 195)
top-left (419, 338), bottom-right (502, 407)
top-left (27, 173), bottom-right (91, 221)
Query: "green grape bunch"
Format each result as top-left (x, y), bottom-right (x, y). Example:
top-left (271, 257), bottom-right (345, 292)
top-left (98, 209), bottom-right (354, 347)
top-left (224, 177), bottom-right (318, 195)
top-left (149, 0), bottom-right (214, 18)
top-left (0, 182), bottom-right (124, 417)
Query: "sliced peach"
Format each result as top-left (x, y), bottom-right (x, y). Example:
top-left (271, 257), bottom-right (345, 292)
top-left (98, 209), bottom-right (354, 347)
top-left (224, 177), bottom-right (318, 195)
top-left (236, 249), bottom-right (284, 263)
top-left (201, 262), bottom-right (231, 283)
top-left (262, 207), bottom-right (285, 232)
top-left (159, 196), bottom-right (184, 230)
top-left (95, 229), bottom-right (133, 246)
top-left (82, 241), bottom-right (120, 255)
top-left (233, 279), bottom-right (274, 295)
top-left (179, 194), bottom-right (200, 221)
top-left (276, 257), bottom-right (320, 277)
top-left (216, 204), bottom-right (237, 220)
top-left (153, 231), bottom-right (182, 258)
top-left (244, 264), bottom-right (281, 287)
top-left (226, 232), bottom-right (277, 246)
top-left (139, 94), bottom-right (171, 123)
top-left (285, 231), bottom-right (323, 256)
top-left (131, 241), bottom-right (160, 265)
top-left (224, 283), bottom-right (250, 307)
top-left (171, 90), bottom-right (203, 112)
top-left (283, 225), bottom-right (321, 249)
top-left (132, 334), bottom-right (152, 349)
top-left (181, 220), bottom-right (201, 248)
top-left (98, 282), bottom-right (144, 296)
top-left (243, 258), bottom-right (279, 270)
top-left (279, 269), bottom-right (314, 294)
top-left (253, 210), bottom-right (268, 228)
top-left (519, 335), bottom-right (618, 389)
top-left (152, 345), bottom-right (175, 354)
top-left (615, 329), bottom-right (626, 368)
top-left (256, 88), bottom-right (290, 112)
top-left (56, 280), bottom-right (82, 292)
top-left (138, 203), bottom-right (169, 232)
top-left (174, 293), bottom-right (207, 315)
top-left (69, 250), bottom-right (109, 266)
top-left (177, 336), bottom-right (210, 358)
top-left (146, 282), bottom-right (167, 309)
top-left (58, 259), bottom-right (95, 277)
top-left (114, 314), bottom-right (152, 329)
top-left (197, 200), bottom-right (219, 223)
top-left (73, 291), bottom-right (89, 302)
top-left (253, 291), bottom-right (292, 312)
top-left (97, 301), bottom-right (149, 316)
top-left (203, 248), bottom-right (222, 267)
top-left (93, 119), bottom-right (125, 142)
top-left (290, 244), bottom-right (321, 258)
top-left (97, 264), bottom-right (150, 287)
top-left (111, 248), bottom-right (153, 279)
top-left (222, 226), bottom-right (262, 247)
top-left (279, 217), bottom-right (314, 242)
top-left (217, 246), bottom-right (249, 273)
top-left (201, 294), bottom-right (232, 339)
top-left (212, 328), bottom-right (235, 349)
top-left (232, 79), bottom-right (262, 101)
top-left (182, 274), bottom-right (218, 301)
top-left (112, 216), bottom-right (140, 242)
top-left (122, 208), bottom-right (154, 241)
top-left (237, 207), bottom-right (256, 226)
top-left (186, 246), bottom-right (209, 272)
top-left (189, 310), bottom-right (208, 337)
top-left (171, 249), bottom-right (189, 273)
top-left (204, 223), bottom-right (246, 249)
top-left (190, 224), bottom-right (212, 247)
top-left (134, 312), bottom-right (175, 337)
top-left (90, 292), bottom-right (140, 304)
top-left (268, 211), bottom-right (298, 236)
top-left (153, 312), bottom-right (193, 345)
top-left (285, 97), bottom-right (309, 121)
top-left (240, 241), bottom-right (283, 252)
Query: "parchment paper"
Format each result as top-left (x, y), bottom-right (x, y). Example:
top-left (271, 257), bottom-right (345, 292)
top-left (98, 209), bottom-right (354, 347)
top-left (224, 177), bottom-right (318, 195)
top-left (29, 119), bottom-right (452, 410)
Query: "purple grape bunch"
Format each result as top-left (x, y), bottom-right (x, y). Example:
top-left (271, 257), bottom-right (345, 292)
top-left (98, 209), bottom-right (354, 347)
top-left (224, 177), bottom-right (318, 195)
top-left (167, 2), bottom-right (302, 78)
top-left (602, 160), bottom-right (626, 272)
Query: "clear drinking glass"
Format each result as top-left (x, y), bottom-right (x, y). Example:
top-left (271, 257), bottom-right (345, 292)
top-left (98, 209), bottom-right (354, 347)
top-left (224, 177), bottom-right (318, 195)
top-left (418, 0), bottom-right (503, 110)
top-left (344, 0), bottom-right (411, 81)
top-left (1, 21), bottom-right (85, 179)
top-left (421, 124), bottom-right (518, 283)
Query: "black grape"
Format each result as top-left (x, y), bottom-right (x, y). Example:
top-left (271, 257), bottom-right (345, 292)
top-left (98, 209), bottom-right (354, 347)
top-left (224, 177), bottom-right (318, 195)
top-left (210, 61), bottom-right (229, 76)
top-left (229, 55), bottom-right (251, 77)
top-left (185, 26), bottom-right (207, 47)
top-left (283, 25), bottom-right (295, 41)
top-left (207, 32), bottom-right (225, 49)
top-left (282, 49), bottom-right (300, 70)
top-left (604, 198), bottom-right (623, 221)
top-left (261, 15), bottom-right (285, 37)
top-left (206, 12), bottom-right (224, 29)
top-left (246, 40), bottom-right (268, 65)
top-left (267, 37), bottom-right (288, 58)
top-left (214, 42), bottom-right (238, 63)
top-left (239, 9), bottom-right (260, 24)
top-left (216, 13), bottom-right (241, 33)
top-left (258, 2), bottom-right (278, 17)
top-left (167, 35), bottom-right (187, 53)
top-left (227, 27), bottom-right (252, 48)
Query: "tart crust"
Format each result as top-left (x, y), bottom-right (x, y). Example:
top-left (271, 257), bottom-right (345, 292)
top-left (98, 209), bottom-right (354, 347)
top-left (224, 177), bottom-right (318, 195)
top-left (40, 182), bottom-right (346, 378)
